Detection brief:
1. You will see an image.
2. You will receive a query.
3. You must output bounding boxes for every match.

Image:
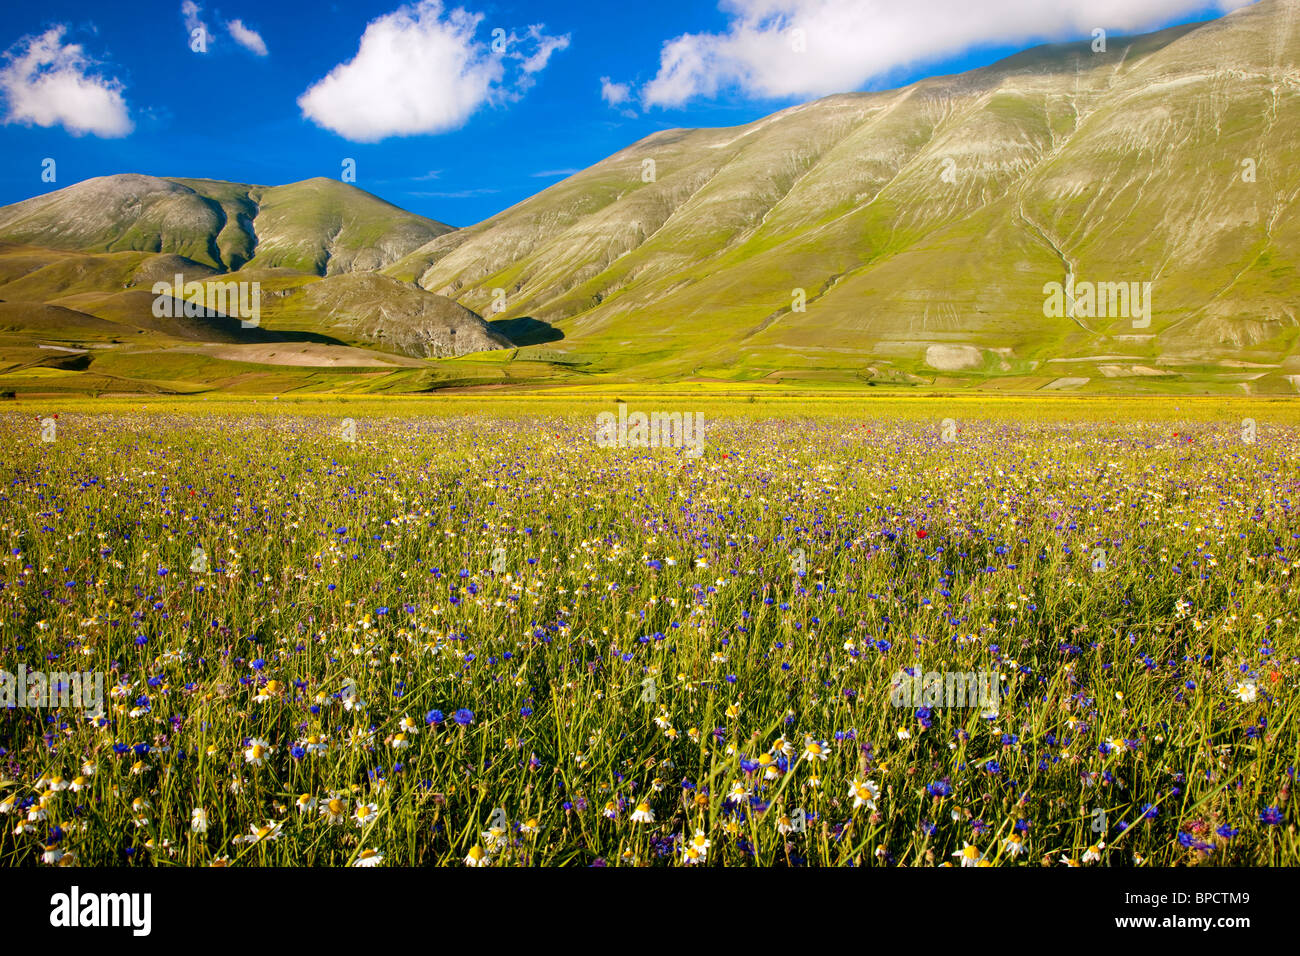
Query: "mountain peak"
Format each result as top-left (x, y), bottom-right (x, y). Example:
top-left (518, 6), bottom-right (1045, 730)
top-left (0, 174), bottom-right (453, 276)
top-left (378, 0), bottom-right (1299, 392)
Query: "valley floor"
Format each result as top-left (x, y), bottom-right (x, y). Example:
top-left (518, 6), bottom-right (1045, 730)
top-left (1, 394), bottom-right (1297, 866)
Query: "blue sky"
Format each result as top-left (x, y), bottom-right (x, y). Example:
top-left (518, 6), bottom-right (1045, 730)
top-left (0, 0), bottom-right (1254, 227)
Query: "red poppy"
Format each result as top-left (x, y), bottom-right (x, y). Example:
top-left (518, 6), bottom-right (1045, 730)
top-left (917, 529), bottom-right (928, 539)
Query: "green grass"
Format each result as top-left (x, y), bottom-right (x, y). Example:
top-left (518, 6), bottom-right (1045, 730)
top-left (0, 394), bottom-right (1296, 867)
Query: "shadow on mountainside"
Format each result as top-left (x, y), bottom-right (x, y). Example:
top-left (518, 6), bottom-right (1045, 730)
top-left (488, 316), bottom-right (563, 346)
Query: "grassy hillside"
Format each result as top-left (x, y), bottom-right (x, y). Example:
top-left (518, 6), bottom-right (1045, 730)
top-left (0, 175), bottom-right (513, 392)
top-left (0, 1), bottom-right (1297, 395)
top-left (0, 175), bottom-right (452, 275)
top-left (388, 0), bottom-right (1300, 393)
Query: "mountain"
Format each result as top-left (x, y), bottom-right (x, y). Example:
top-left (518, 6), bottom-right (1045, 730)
top-left (1, 0), bottom-right (1298, 395)
top-left (0, 174), bottom-right (453, 274)
top-left (387, 0), bottom-right (1300, 393)
top-left (288, 272), bottom-right (513, 358)
top-left (0, 176), bottom-right (517, 393)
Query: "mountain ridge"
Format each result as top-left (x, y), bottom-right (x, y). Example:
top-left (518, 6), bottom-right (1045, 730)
top-left (0, 174), bottom-right (454, 275)
top-left (0, 0), bottom-right (1297, 395)
top-left (379, 0), bottom-right (1298, 392)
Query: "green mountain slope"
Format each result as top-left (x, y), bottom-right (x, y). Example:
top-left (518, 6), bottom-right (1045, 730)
top-left (387, 0), bottom-right (1300, 392)
top-left (0, 175), bottom-right (453, 275)
top-left (0, 177), bottom-right (510, 386)
top-left (0, 0), bottom-right (1297, 395)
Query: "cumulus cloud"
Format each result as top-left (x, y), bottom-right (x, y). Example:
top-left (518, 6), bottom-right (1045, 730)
top-left (226, 19), bottom-right (268, 56)
top-left (182, 4), bottom-right (269, 55)
top-left (505, 23), bottom-right (570, 94)
top-left (0, 26), bottom-right (132, 137)
top-left (181, 1), bottom-right (210, 50)
top-left (298, 0), bottom-right (569, 142)
top-left (599, 75), bottom-right (631, 106)
top-left (639, 0), bottom-right (1257, 107)
top-left (181, 1), bottom-right (205, 33)
top-left (517, 24), bottom-right (569, 74)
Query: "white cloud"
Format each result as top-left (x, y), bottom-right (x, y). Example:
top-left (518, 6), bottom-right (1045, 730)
top-left (518, 25), bottom-right (569, 74)
top-left (181, 1), bottom-right (211, 51)
top-left (599, 75), bottom-right (631, 106)
top-left (298, 0), bottom-right (569, 142)
top-left (184, 4), bottom-right (268, 56)
top-left (181, 1), bottom-right (204, 32)
top-left (508, 24), bottom-right (570, 94)
top-left (409, 187), bottom-right (499, 198)
top-left (639, 0), bottom-right (1257, 107)
top-left (0, 26), bottom-right (132, 137)
top-left (226, 19), bottom-right (268, 56)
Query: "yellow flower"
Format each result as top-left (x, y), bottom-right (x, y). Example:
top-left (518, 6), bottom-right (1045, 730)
top-left (242, 739), bottom-right (273, 766)
top-left (953, 843), bottom-right (983, 867)
top-left (801, 737), bottom-right (829, 762)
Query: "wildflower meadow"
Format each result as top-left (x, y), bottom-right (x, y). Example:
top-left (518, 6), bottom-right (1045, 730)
top-left (2, 395), bottom-right (1297, 868)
